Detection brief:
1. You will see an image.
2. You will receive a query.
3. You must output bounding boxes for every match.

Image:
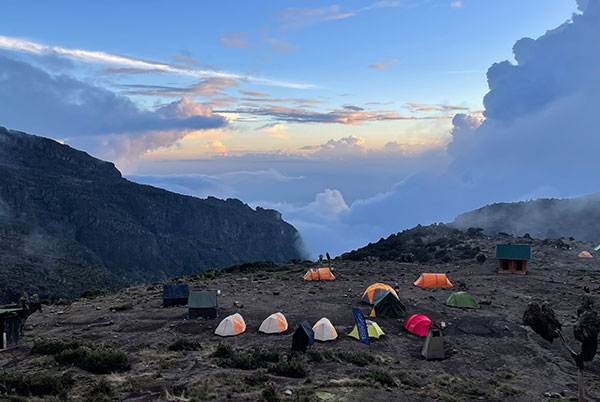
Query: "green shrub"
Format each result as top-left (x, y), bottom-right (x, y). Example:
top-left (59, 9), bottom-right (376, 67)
top-left (261, 384), bottom-right (280, 402)
top-left (215, 346), bottom-right (279, 370)
top-left (169, 338), bottom-right (202, 351)
top-left (31, 338), bottom-right (83, 356)
top-left (363, 370), bottom-right (397, 387)
top-left (337, 351), bottom-right (374, 367)
top-left (56, 347), bottom-right (130, 374)
top-left (0, 373), bottom-right (74, 397)
top-left (80, 289), bottom-right (111, 299)
top-left (211, 342), bottom-right (234, 359)
top-left (268, 358), bottom-right (308, 378)
top-left (84, 378), bottom-right (114, 402)
top-left (244, 371), bottom-right (270, 387)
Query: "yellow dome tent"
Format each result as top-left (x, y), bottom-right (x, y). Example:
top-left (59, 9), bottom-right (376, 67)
top-left (348, 320), bottom-right (384, 340)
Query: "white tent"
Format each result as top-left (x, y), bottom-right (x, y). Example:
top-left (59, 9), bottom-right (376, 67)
top-left (259, 312), bottom-right (288, 334)
top-left (214, 313), bottom-right (246, 337)
top-left (312, 317), bottom-right (337, 341)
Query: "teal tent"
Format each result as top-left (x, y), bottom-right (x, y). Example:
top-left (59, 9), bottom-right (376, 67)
top-left (188, 291), bottom-right (218, 319)
top-left (446, 291), bottom-right (480, 309)
top-left (594, 244), bottom-right (600, 254)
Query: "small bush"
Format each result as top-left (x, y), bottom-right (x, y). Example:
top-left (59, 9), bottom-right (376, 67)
top-left (84, 378), bottom-right (114, 402)
top-left (80, 289), bottom-right (110, 299)
top-left (216, 347), bottom-right (279, 370)
top-left (56, 347), bottom-right (130, 374)
top-left (337, 351), bottom-right (374, 367)
top-left (169, 338), bottom-right (202, 352)
top-left (268, 358), bottom-right (308, 378)
top-left (476, 253), bottom-right (487, 264)
top-left (31, 338), bottom-right (82, 355)
top-left (244, 371), bottom-right (270, 387)
top-left (0, 373), bottom-right (74, 397)
top-left (211, 342), bottom-right (234, 359)
top-left (261, 384), bottom-right (280, 402)
top-left (363, 370), bottom-right (397, 387)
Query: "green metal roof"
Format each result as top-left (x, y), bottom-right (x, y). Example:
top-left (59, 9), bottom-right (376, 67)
top-left (0, 308), bottom-right (22, 315)
top-left (496, 244), bottom-right (531, 260)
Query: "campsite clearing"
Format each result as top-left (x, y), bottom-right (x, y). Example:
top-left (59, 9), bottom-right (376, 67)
top-left (5, 234), bottom-right (600, 401)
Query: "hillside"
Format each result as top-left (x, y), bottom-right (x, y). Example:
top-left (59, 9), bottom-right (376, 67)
top-left (4, 231), bottom-right (600, 401)
top-left (0, 126), bottom-right (303, 304)
top-left (450, 193), bottom-right (600, 241)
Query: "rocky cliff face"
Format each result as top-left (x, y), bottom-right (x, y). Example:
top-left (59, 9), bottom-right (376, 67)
top-left (451, 193), bottom-right (600, 241)
top-left (0, 127), bottom-right (303, 303)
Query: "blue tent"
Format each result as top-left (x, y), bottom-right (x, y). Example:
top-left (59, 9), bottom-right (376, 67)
top-left (291, 320), bottom-right (314, 352)
top-left (162, 284), bottom-right (189, 307)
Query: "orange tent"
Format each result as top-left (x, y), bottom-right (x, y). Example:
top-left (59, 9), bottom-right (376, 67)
top-left (578, 251), bottom-right (593, 259)
top-left (361, 283), bottom-right (398, 304)
top-left (303, 267), bottom-right (336, 280)
top-left (414, 273), bottom-right (453, 288)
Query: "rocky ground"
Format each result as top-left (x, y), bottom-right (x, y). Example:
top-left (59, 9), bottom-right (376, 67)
top-left (2, 233), bottom-right (600, 401)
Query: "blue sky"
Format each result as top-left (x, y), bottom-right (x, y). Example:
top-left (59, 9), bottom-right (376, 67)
top-left (0, 0), bottom-right (593, 258)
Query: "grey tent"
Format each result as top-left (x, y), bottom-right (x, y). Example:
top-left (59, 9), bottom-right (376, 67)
top-left (163, 284), bottom-right (189, 307)
top-left (421, 324), bottom-right (445, 360)
top-left (0, 308), bottom-right (22, 349)
top-left (188, 291), bottom-right (218, 319)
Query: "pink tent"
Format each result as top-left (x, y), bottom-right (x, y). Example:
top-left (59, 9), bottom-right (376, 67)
top-left (404, 314), bottom-right (431, 337)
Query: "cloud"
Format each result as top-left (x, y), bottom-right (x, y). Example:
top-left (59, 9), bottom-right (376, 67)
top-left (265, 38), bottom-right (299, 53)
top-left (214, 105), bottom-right (450, 125)
top-left (274, 2), bottom-right (401, 29)
top-left (450, 1), bottom-right (463, 8)
top-left (368, 59), bottom-right (399, 69)
top-left (118, 77), bottom-right (239, 97)
top-left (0, 35), bottom-right (313, 89)
top-left (0, 55), bottom-right (226, 139)
top-left (199, 2), bottom-right (600, 258)
top-left (239, 90), bottom-right (269, 97)
top-left (263, 124), bottom-right (290, 139)
top-left (406, 102), bottom-right (471, 112)
top-left (220, 32), bottom-right (250, 48)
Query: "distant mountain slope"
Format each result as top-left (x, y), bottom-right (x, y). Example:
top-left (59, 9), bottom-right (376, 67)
top-left (0, 127), bottom-right (303, 303)
top-left (341, 224), bottom-right (485, 263)
top-left (451, 193), bottom-right (600, 241)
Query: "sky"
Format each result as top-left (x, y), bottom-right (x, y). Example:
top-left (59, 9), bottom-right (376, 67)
top-left (0, 0), bottom-right (594, 258)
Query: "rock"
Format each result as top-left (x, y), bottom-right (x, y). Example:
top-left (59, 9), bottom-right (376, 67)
top-left (543, 392), bottom-right (562, 398)
top-left (283, 390), bottom-right (293, 396)
top-left (234, 301), bottom-right (244, 308)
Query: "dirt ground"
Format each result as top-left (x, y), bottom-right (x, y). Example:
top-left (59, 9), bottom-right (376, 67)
top-left (2, 235), bottom-right (600, 401)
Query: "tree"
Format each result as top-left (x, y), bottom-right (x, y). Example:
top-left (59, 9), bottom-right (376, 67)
top-left (523, 296), bottom-right (600, 402)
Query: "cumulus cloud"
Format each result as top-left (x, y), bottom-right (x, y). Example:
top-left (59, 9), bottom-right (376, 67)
top-left (0, 55), bottom-right (226, 138)
top-left (262, 124), bottom-right (290, 139)
top-left (239, 3), bottom-right (600, 257)
top-left (450, 1), bottom-right (463, 8)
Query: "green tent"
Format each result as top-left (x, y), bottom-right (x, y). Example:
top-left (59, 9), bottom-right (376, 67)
top-left (594, 244), bottom-right (600, 254)
top-left (188, 291), bottom-right (218, 319)
top-left (369, 290), bottom-right (406, 318)
top-left (446, 291), bottom-right (480, 309)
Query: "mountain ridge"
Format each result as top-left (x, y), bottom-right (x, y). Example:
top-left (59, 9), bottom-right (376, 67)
top-left (0, 126), bottom-right (303, 303)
